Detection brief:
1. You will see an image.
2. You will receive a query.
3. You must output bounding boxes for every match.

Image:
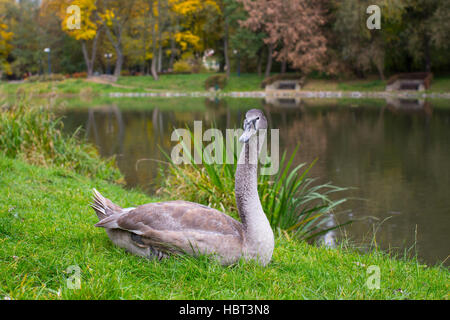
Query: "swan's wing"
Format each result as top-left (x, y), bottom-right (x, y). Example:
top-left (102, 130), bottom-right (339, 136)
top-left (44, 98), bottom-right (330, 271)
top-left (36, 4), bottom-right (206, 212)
top-left (96, 200), bottom-right (244, 254)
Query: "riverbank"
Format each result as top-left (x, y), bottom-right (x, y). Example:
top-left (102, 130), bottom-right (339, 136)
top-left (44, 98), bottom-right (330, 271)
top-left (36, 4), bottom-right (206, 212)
top-left (0, 97), bottom-right (448, 300)
top-left (1, 74), bottom-right (450, 96)
top-left (0, 157), bottom-right (448, 299)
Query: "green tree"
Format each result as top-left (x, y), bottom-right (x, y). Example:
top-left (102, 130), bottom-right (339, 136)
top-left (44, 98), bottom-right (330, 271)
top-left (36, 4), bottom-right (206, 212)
top-left (333, 0), bottom-right (405, 79)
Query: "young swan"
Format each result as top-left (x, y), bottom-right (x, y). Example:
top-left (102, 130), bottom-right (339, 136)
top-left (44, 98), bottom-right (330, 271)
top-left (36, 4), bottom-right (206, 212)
top-left (92, 109), bottom-right (274, 266)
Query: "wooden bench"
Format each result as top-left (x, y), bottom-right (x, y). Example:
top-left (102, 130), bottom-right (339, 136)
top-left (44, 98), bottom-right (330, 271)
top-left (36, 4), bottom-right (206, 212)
top-left (386, 72), bottom-right (433, 91)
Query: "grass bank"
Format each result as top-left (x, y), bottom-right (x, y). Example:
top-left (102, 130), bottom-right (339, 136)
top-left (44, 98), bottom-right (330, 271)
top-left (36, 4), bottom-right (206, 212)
top-left (0, 157), bottom-right (448, 299)
top-left (1, 74), bottom-right (449, 96)
top-left (0, 99), bottom-right (121, 182)
top-left (0, 98), bottom-right (448, 300)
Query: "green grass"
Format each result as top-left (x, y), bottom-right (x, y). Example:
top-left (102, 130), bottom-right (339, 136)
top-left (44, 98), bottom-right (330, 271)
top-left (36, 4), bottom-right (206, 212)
top-left (0, 156), bottom-right (448, 299)
top-left (55, 96), bottom-right (210, 111)
top-left (0, 93), bottom-right (447, 300)
top-left (427, 76), bottom-right (450, 93)
top-left (118, 73), bottom-right (266, 92)
top-left (117, 73), bottom-right (212, 91)
top-left (337, 80), bottom-right (387, 92)
top-left (0, 79), bottom-right (144, 96)
top-left (223, 74), bottom-right (266, 92)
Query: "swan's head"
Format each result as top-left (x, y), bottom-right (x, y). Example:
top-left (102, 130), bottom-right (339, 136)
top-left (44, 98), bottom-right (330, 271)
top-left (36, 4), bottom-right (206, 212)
top-left (239, 109), bottom-right (267, 143)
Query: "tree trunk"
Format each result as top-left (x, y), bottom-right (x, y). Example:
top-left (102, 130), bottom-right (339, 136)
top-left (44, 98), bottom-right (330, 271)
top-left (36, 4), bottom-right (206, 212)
top-left (169, 36), bottom-right (176, 69)
top-left (81, 31), bottom-right (100, 77)
top-left (150, 59), bottom-right (158, 80)
top-left (142, 12), bottom-right (148, 74)
top-left (158, 46), bottom-right (163, 73)
top-left (265, 44), bottom-right (273, 78)
top-left (376, 62), bottom-right (385, 81)
top-left (81, 42), bottom-right (93, 77)
top-left (256, 48), bottom-right (263, 77)
top-left (157, 0), bottom-right (163, 73)
top-left (281, 60), bottom-right (287, 74)
top-left (150, 25), bottom-right (159, 80)
top-left (114, 48), bottom-right (123, 77)
top-left (149, 0), bottom-right (159, 80)
top-left (224, 18), bottom-right (230, 78)
top-left (103, 23), bottom-right (124, 78)
top-left (424, 34), bottom-right (431, 72)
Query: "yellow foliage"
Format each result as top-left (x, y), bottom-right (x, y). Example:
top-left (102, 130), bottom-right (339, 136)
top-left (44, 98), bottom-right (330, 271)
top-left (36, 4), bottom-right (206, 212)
top-left (60, 0), bottom-right (99, 41)
top-left (168, 0), bottom-right (220, 54)
top-left (99, 9), bottom-right (115, 27)
top-left (0, 24), bottom-right (13, 42)
top-left (145, 52), bottom-right (154, 60)
top-left (0, 22), bottom-right (13, 73)
top-left (170, 0), bottom-right (220, 15)
top-left (174, 31), bottom-right (201, 51)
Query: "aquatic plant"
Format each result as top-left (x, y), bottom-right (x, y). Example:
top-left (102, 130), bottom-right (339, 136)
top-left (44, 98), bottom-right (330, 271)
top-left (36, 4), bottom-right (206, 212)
top-left (158, 130), bottom-right (350, 240)
top-left (0, 96), bottom-right (122, 182)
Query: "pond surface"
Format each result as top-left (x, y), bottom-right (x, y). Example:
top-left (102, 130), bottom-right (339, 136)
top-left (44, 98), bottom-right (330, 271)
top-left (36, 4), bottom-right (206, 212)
top-left (60, 97), bottom-right (450, 266)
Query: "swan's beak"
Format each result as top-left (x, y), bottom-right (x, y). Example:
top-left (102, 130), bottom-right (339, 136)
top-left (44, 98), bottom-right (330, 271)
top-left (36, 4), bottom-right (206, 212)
top-left (239, 119), bottom-right (256, 143)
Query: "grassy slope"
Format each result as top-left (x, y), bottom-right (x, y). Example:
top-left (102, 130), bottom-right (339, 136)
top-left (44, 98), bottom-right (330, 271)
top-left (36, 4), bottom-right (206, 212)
top-left (303, 79), bottom-right (387, 92)
top-left (1, 74), bottom-right (449, 95)
top-left (117, 73), bottom-right (265, 92)
top-left (0, 156), bottom-right (447, 300)
top-left (427, 77), bottom-right (450, 93)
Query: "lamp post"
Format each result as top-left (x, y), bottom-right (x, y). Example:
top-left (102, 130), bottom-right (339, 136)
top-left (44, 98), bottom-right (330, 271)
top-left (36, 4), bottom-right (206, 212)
top-left (44, 48), bottom-right (51, 75)
top-left (104, 53), bottom-right (112, 75)
top-left (233, 49), bottom-right (240, 77)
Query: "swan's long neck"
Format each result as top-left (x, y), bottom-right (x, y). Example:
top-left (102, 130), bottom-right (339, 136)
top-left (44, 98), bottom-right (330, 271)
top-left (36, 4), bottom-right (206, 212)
top-left (235, 138), bottom-right (274, 264)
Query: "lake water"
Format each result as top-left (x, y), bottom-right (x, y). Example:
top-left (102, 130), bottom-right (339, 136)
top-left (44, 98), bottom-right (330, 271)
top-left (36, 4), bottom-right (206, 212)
top-left (60, 97), bottom-right (450, 266)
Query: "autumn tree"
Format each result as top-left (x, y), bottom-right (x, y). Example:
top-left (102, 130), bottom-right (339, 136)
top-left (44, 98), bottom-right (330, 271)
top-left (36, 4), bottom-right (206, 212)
top-left (126, 0), bottom-right (170, 80)
top-left (147, 0), bottom-right (161, 79)
top-left (401, 0), bottom-right (449, 72)
top-left (333, 0), bottom-right (405, 79)
top-left (170, 1), bottom-right (220, 62)
top-left (239, 0), bottom-right (328, 76)
top-left (0, 2), bottom-right (13, 78)
top-left (226, 0), bottom-right (265, 76)
top-left (55, 0), bottom-right (103, 77)
top-left (7, 0), bottom-right (59, 77)
top-left (99, 0), bottom-right (136, 77)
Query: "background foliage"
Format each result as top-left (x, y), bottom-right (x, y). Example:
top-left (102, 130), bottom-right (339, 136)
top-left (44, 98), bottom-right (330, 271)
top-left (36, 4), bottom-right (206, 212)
top-left (0, 0), bottom-right (449, 80)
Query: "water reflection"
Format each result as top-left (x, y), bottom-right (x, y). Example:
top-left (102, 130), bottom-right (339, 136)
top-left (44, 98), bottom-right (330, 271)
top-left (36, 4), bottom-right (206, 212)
top-left (264, 96), bottom-right (303, 109)
top-left (60, 97), bottom-right (450, 266)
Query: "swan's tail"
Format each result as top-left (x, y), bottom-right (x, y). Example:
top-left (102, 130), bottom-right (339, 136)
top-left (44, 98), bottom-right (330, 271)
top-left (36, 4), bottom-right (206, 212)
top-left (90, 188), bottom-right (123, 221)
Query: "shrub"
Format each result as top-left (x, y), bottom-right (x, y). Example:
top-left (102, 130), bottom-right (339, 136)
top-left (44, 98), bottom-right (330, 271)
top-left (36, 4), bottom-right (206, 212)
top-left (71, 72), bottom-right (88, 79)
top-left (0, 97), bottom-right (122, 182)
top-left (190, 58), bottom-right (208, 73)
top-left (25, 74), bottom-right (66, 82)
top-left (173, 60), bottom-right (192, 74)
top-left (204, 74), bottom-right (227, 90)
top-left (158, 131), bottom-right (350, 240)
top-left (261, 73), bottom-right (305, 88)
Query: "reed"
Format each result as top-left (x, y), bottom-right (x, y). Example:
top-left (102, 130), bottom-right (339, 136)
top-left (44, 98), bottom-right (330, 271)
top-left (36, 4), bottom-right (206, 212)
top-left (158, 130), bottom-right (350, 240)
top-left (0, 96), bottom-right (122, 182)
